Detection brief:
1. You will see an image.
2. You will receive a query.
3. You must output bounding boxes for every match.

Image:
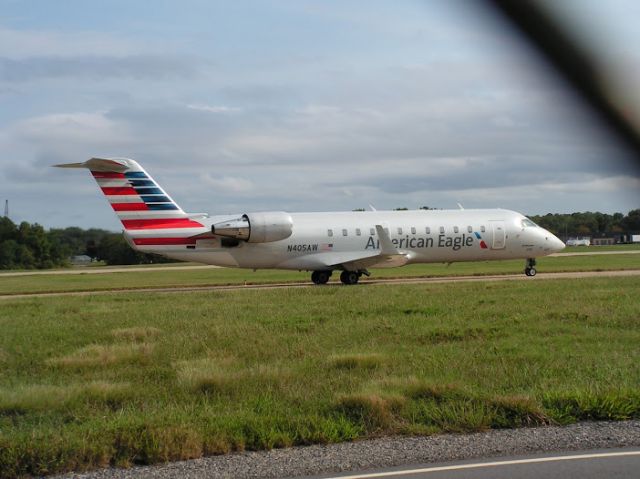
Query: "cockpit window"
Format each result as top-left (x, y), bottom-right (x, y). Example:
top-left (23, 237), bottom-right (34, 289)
top-left (521, 218), bottom-right (538, 228)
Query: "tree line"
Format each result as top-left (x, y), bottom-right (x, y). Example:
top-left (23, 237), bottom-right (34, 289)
top-left (1, 209), bottom-right (638, 270)
top-left (528, 209), bottom-right (640, 238)
top-left (0, 217), bottom-right (174, 270)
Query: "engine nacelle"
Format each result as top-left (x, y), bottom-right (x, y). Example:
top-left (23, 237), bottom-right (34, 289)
top-left (212, 211), bottom-right (293, 243)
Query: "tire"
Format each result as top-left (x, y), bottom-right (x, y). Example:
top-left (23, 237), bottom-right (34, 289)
top-left (529, 267), bottom-right (536, 277)
top-left (340, 271), bottom-right (359, 285)
top-left (311, 271), bottom-right (320, 284)
top-left (316, 271), bottom-right (330, 284)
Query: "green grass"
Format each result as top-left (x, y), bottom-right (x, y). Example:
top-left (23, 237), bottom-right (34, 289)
top-left (0, 276), bottom-right (638, 476)
top-left (1, 252), bottom-right (639, 295)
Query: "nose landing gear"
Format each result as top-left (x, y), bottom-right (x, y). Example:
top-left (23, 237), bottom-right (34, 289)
top-left (524, 258), bottom-right (537, 277)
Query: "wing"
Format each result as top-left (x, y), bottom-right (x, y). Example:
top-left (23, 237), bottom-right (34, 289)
top-left (276, 225), bottom-right (410, 270)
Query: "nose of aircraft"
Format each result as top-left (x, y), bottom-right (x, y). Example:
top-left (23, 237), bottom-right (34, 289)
top-left (545, 231), bottom-right (565, 252)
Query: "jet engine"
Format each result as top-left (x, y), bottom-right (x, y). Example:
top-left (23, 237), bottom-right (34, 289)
top-left (212, 211), bottom-right (293, 243)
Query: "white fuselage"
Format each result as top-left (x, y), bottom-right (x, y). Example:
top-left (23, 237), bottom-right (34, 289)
top-left (128, 208), bottom-right (565, 270)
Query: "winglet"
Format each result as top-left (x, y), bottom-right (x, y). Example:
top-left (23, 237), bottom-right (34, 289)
top-left (375, 225), bottom-right (399, 255)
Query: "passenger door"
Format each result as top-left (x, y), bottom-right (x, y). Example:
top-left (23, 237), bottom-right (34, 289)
top-left (490, 220), bottom-right (506, 249)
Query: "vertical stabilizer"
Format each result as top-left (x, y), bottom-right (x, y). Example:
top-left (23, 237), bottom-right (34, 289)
top-left (54, 158), bottom-right (206, 248)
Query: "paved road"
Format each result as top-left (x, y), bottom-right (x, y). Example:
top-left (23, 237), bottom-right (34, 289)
top-left (1, 250), bottom-right (638, 277)
top-left (2, 269), bottom-right (640, 300)
top-left (549, 250), bottom-right (640, 257)
top-left (308, 449), bottom-right (640, 479)
top-left (53, 421), bottom-right (640, 479)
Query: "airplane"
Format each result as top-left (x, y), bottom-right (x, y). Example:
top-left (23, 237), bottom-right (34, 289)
top-left (55, 157), bottom-right (565, 284)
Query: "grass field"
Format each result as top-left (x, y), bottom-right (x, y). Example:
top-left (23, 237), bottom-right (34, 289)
top-left (0, 275), bottom-right (639, 477)
top-left (1, 251), bottom-right (639, 295)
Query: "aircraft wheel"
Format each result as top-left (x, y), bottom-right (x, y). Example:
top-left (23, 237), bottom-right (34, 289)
top-left (340, 271), bottom-right (359, 285)
top-left (528, 267), bottom-right (536, 277)
top-left (312, 270), bottom-right (331, 284)
top-left (316, 271), bottom-right (331, 284)
top-left (311, 271), bottom-right (331, 284)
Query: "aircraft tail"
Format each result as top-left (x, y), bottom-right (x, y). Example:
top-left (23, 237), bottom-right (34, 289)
top-left (54, 158), bottom-right (206, 247)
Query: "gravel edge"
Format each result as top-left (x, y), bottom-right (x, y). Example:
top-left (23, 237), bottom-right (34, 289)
top-left (54, 420), bottom-right (640, 479)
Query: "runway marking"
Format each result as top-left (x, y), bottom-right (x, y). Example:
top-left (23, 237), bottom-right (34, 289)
top-left (323, 450), bottom-right (640, 478)
top-left (1, 270), bottom-right (639, 300)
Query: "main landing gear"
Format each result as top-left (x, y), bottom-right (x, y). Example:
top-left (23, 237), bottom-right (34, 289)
top-left (339, 269), bottom-right (370, 285)
top-left (311, 270), bottom-right (332, 285)
top-left (311, 269), bottom-right (370, 285)
top-left (524, 258), bottom-right (537, 277)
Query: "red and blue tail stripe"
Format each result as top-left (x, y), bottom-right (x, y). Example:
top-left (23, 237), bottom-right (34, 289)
top-left (55, 158), bottom-right (207, 249)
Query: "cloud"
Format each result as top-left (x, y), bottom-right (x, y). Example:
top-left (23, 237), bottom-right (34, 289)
top-left (1, 2), bottom-right (639, 229)
top-left (186, 104), bottom-right (241, 114)
top-left (0, 55), bottom-right (200, 83)
top-left (202, 174), bottom-right (254, 193)
top-left (0, 26), bottom-right (139, 58)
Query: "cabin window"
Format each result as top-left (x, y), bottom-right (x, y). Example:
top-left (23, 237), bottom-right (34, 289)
top-left (411, 227), bottom-right (416, 234)
top-left (467, 225), bottom-right (473, 233)
top-left (328, 229), bottom-right (333, 237)
top-left (481, 225), bottom-right (486, 233)
top-left (342, 229), bottom-right (348, 236)
top-left (439, 226), bottom-right (445, 234)
top-left (397, 227), bottom-right (403, 235)
top-left (370, 227), bottom-right (375, 235)
top-left (356, 228), bottom-right (361, 236)
top-left (454, 226), bottom-right (459, 233)
top-left (425, 227), bottom-right (431, 234)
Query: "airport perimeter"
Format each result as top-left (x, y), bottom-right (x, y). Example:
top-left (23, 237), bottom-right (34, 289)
top-left (0, 251), bottom-right (639, 477)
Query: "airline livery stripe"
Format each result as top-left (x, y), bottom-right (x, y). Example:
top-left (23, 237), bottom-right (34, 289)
top-left (125, 172), bottom-right (148, 179)
top-left (91, 171), bottom-right (126, 179)
top-left (129, 179), bottom-right (156, 187)
top-left (107, 196), bottom-right (142, 203)
top-left (96, 179), bottom-right (130, 187)
top-left (141, 195), bottom-right (170, 203)
top-left (115, 211), bottom-right (189, 219)
top-left (134, 187), bottom-right (164, 195)
top-left (133, 237), bottom-right (197, 246)
top-left (121, 218), bottom-right (204, 229)
top-left (102, 187), bottom-right (139, 196)
top-left (111, 203), bottom-right (149, 211)
top-left (147, 204), bottom-right (179, 210)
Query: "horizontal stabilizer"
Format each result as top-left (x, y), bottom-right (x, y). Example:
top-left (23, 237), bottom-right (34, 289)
top-left (53, 158), bottom-right (129, 172)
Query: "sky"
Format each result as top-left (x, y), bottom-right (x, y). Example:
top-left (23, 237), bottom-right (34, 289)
top-left (1, 0), bottom-right (639, 231)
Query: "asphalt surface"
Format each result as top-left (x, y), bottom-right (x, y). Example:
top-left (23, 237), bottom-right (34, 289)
top-left (0, 249), bottom-right (637, 277)
top-left (3, 269), bottom-right (640, 300)
top-left (308, 449), bottom-right (640, 478)
top-left (54, 421), bottom-right (640, 479)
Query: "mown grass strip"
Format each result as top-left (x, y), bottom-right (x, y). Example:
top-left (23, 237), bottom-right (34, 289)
top-left (0, 277), bottom-right (638, 476)
top-left (1, 252), bottom-right (639, 295)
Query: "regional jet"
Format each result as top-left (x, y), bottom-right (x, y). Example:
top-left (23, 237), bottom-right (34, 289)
top-left (55, 158), bottom-right (565, 284)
